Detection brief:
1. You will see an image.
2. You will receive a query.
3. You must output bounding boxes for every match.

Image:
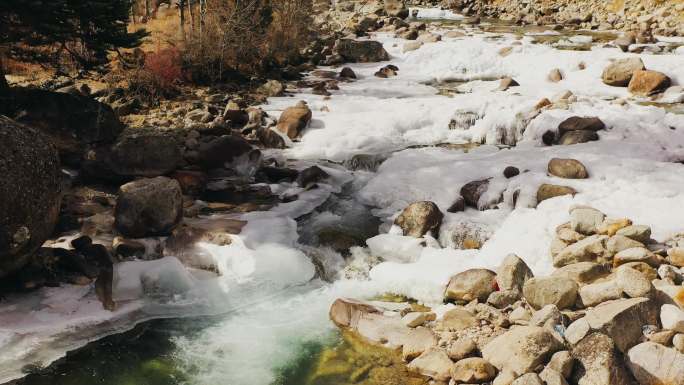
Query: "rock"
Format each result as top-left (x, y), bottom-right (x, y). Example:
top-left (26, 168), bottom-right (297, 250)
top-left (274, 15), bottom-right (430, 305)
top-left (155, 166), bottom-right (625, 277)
top-left (661, 304), bottom-right (684, 333)
top-left (447, 337), bottom-right (478, 361)
top-left (107, 133), bottom-right (182, 177)
top-left (395, 201), bottom-right (444, 238)
top-left (553, 235), bottom-right (608, 268)
top-left (558, 130), bottom-right (599, 145)
top-left (571, 333), bottom-right (637, 385)
top-left (607, 235), bottom-right (645, 254)
top-left (539, 368), bottom-right (568, 385)
top-left (668, 248), bottom-right (684, 267)
top-left (596, 218), bottom-right (631, 236)
top-left (557, 226), bottom-right (586, 243)
top-left (537, 184), bottom-right (577, 203)
top-left (256, 126), bottom-right (286, 149)
top-left (197, 135), bottom-right (253, 170)
top-left (627, 342), bottom-right (684, 385)
top-left (296, 165), bottom-right (329, 188)
top-left (437, 308), bottom-right (478, 331)
top-left (461, 179), bottom-right (498, 210)
top-left (547, 351), bottom-right (574, 378)
top-left (512, 373), bottom-right (544, 385)
top-left (0, 116), bottom-right (63, 277)
top-left (616, 225), bottom-right (651, 243)
top-left (170, 170), bottom-right (208, 196)
top-left (275, 101), bottom-right (312, 139)
top-left (417, 33), bottom-right (441, 44)
top-left (616, 265), bottom-right (653, 298)
top-left (498, 77), bottom-right (520, 91)
top-left (578, 280), bottom-right (623, 307)
top-left (614, 33), bottom-right (636, 52)
top-left (114, 177), bottom-right (183, 238)
top-left (329, 298), bottom-right (380, 328)
top-left (482, 326), bottom-right (564, 377)
top-left (529, 304), bottom-right (564, 328)
top-left (3, 88), bottom-right (123, 165)
top-left (407, 347), bottom-right (453, 381)
top-left (523, 276), bottom-right (579, 309)
top-left (548, 158), bottom-right (589, 179)
top-left (570, 207), bottom-right (605, 235)
top-left (548, 68), bottom-right (563, 82)
top-left (565, 297), bottom-right (657, 353)
top-left (447, 196), bottom-right (466, 213)
top-left (339, 67), bottom-right (357, 79)
top-left (374, 65), bottom-right (398, 78)
top-left (628, 70), bottom-right (672, 96)
top-left (614, 247), bottom-right (660, 268)
top-left (558, 116), bottom-right (605, 137)
top-left (602, 57), bottom-right (645, 86)
top-left (510, 306), bottom-right (532, 324)
top-left (503, 166), bottom-right (520, 178)
top-left (445, 269), bottom-right (498, 303)
top-left (112, 237), bottom-right (146, 259)
top-left (402, 311), bottom-right (433, 327)
top-left (402, 41), bottom-right (423, 52)
top-left (451, 357), bottom-right (497, 383)
top-left (333, 39), bottom-right (390, 63)
top-left (257, 79), bottom-right (285, 97)
top-left (674, 334), bottom-right (684, 353)
top-left (496, 254), bottom-right (534, 294)
top-left (552, 262), bottom-right (608, 284)
top-left (384, 0), bottom-right (409, 18)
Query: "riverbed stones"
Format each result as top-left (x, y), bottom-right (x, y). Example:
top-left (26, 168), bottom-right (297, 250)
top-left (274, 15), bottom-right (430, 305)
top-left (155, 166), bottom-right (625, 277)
top-left (407, 347), bottom-right (452, 381)
top-left (602, 57), bottom-right (645, 86)
top-left (548, 158), bottom-right (589, 179)
top-left (552, 262), bottom-right (608, 284)
top-left (616, 265), bottom-right (653, 298)
top-left (537, 184), bottom-right (577, 203)
top-left (333, 39), bottom-right (390, 63)
top-left (571, 332), bottom-right (637, 385)
top-left (628, 70), bottom-right (672, 96)
top-left (547, 351), bottom-right (574, 379)
top-left (616, 224), bottom-right (651, 243)
top-left (627, 342), bottom-right (684, 385)
top-left (197, 135), bottom-right (253, 169)
top-left (553, 235), bottom-right (608, 267)
top-left (447, 337), bottom-right (478, 361)
top-left (496, 254), bottom-right (533, 298)
top-left (579, 280), bottom-right (623, 307)
top-left (570, 207), bottom-right (605, 234)
top-left (558, 116), bottom-right (605, 137)
top-left (275, 101), bottom-right (312, 139)
top-left (445, 269), bottom-right (498, 303)
top-left (0, 116), bottom-right (62, 277)
top-left (613, 247), bottom-right (660, 267)
top-left (395, 201), bottom-right (443, 238)
top-left (437, 308), bottom-right (478, 331)
top-left (661, 304), bottom-right (684, 333)
top-left (108, 133), bottom-right (181, 177)
top-left (565, 297), bottom-right (657, 353)
top-left (606, 234), bottom-right (644, 254)
top-left (482, 326), bottom-right (564, 377)
top-left (523, 276), bottom-right (578, 309)
top-left (460, 179), bottom-right (492, 210)
top-left (498, 77), bottom-right (519, 91)
top-left (402, 41), bottom-right (423, 52)
top-left (512, 373), bottom-right (544, 385)
top-left (451, 357), bottom-right (497, 383)
top-left (114, 177), bottom-right (183, 238)
top-left (558, 130), bottom-right (599, 145)
top-left (329, 298), bottom-right (380, 328)
top-left (548, 68), bottom-right (563, 83)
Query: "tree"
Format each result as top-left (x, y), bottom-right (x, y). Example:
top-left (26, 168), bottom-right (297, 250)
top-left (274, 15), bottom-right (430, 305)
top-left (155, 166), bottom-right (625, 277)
top-left (0, 0), bottom-right (148, 73)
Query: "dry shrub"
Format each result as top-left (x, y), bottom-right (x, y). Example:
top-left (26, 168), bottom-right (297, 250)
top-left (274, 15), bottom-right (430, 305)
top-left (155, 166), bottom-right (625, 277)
top-left (183, 0), bottom-right (313, 82)
top-left (129, 45), bottom-right (184, 102)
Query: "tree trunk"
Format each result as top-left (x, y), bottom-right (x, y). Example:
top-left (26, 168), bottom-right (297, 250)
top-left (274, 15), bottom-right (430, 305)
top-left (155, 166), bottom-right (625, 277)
top-left (145, 0), bottom-right (151, 19)
top-left (188, 0), bottom-right (195, 35)
top-left (179, 0), bottom-right (186, 40)
top-left (0, 57), bottom-right (9, 96)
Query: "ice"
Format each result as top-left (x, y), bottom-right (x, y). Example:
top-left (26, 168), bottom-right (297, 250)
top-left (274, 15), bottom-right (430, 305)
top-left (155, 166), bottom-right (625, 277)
top-left (409, 7), bottom-right (465, 20)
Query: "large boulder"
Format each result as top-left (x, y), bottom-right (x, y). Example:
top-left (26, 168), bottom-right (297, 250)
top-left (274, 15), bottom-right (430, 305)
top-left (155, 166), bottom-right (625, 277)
top-left (275, 101), bottom-right (312, 139)
top-left (1, 88), bottom-right (123, 166)
top-left (0, 116), bottom-right (63, 277)
top-left (333, 39), bottom-right (390, 63)
top-left (565, 297), bottom-right (658, 353)
top-left (197, 135), bottom-right (253, 169)
top-left (537, 184), bottom-right (577, 203)
top-left (627, 342), bottom-right (684, 385)
top-left (384, 0), bottom-right (409, 18)
top-left (558, 116), bottom-right (605, 137)
top-left (114, 177), bottom-right (183, 238)
top-left (571, 333), bottom-right (638, 385)
top-left (602, 57), bottom-right (645, 87)
top-left (482, 326), bottom-right (564, 377)
top-left (109, 133), bottom-right (181, 177)
top-left (394, 201), bottom-right (444, 237)
top-left (628, 70), bottom-right (671, 96)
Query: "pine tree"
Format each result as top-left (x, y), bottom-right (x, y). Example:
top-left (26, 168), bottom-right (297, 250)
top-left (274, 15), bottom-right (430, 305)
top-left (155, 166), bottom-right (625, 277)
top-left (0, 0), bottom-right (148, 70)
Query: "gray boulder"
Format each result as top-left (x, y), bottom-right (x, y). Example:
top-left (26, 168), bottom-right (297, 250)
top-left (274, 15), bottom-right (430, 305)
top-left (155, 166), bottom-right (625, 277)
top-left (114, 177), bottom-right (183, 238)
